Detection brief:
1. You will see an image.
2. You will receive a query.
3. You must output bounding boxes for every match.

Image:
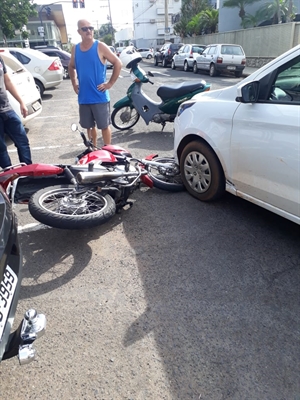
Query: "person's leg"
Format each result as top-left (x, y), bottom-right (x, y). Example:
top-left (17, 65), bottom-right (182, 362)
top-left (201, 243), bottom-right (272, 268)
top-left (87, 127), bottom-right (97, 147)
top-left (5, 110), bottom-right (32, 165)
top-left (101, 126), bottom-right (111, 145)
top-left (0, 115), bottom-right (12, 169)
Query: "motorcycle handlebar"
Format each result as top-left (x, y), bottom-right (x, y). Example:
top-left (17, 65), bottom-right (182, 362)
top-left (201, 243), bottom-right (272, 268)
top-left (148, 80), bottom-right (154, 85)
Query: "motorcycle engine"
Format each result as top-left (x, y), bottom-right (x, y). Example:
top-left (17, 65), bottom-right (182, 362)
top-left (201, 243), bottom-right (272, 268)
top-left (152, 113), bottom-right (173, 123)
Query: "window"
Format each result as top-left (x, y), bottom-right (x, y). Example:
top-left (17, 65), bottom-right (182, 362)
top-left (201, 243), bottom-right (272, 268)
top-left (269, 56), bottom-right (300, 103)
top-left (9, 51), bottom-right (30, 65)
top-left (208, 46), bottom-right (216, 55)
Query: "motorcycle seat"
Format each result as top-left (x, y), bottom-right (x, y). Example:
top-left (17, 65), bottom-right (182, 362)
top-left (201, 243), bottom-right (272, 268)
top-left (157, 81), bottom-right (207, 101)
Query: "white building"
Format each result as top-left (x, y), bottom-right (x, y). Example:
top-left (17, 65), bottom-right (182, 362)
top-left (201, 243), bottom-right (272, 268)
top-left (132, 0), bottom-right (182, 50)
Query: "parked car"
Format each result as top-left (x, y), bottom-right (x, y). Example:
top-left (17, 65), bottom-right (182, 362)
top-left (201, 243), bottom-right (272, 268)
top-left (34, 46), bottom-right (71, 79)
top-left (116, 47), bottom-right (125, 57)
top-left (173, 44), bottom-right (300, 225)
top-left (193, 43), bottom-right (246, 77)
top-left (171, 44), bottom-right (206, 71)
top-left (137, 48), bottom-right (154, 59)
top-left (9, 47), bottom-right (63, 96)
top-left (154, 42), bottom-right (183, 67)
top-left (107, 46), bottom-right (117, 68)
top-left (0, 49), bottom-right (42, 125)
top-left (0, 185), bottom-right (46, 364)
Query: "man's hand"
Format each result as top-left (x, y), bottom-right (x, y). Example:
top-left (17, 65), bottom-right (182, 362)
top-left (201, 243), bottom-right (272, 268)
top-left (72, 83), bottom-right (79, 94)
top-left (97, 82), bottom-right (112, 92)
top-left (20, 103), bottom-right (28, 118)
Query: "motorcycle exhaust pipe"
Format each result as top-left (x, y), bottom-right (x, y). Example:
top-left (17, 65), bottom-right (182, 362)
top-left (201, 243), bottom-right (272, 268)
top-left (76, 170), bottom-right (139, 184)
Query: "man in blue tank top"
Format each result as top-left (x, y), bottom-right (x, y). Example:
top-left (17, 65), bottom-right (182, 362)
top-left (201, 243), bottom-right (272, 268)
top-left (69, 19), bottom-right (122, 146)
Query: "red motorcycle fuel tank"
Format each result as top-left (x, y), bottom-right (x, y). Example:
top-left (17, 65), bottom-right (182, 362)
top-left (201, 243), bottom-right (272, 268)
top-left (78, 150), bottom-right (118, 165)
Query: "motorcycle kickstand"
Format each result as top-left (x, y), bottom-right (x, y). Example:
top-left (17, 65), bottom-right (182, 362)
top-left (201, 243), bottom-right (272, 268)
top-left (161, 122), bottom-right (166, 132)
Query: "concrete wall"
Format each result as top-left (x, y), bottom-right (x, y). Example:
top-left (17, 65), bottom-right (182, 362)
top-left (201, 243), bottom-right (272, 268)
top-left (183, 22), bottom-right (300, 67)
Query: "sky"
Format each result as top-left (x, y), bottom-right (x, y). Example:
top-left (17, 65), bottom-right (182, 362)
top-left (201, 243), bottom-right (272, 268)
top-left (38, 0), bottom-right (133, 43)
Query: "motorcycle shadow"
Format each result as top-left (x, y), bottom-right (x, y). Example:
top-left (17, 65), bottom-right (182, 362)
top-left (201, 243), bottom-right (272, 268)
top-left (18, 213), bottom-right (123, 299)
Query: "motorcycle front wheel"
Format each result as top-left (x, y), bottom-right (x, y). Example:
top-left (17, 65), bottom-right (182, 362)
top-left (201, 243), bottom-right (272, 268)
top-left (111, 106), bottom-right (140, 131)
top-left (28, 185), bottom-right (116, 230)
top-left (147, 157), bottom-right (185, 192)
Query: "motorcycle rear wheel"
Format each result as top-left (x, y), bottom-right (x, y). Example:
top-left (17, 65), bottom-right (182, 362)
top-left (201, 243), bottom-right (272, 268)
top-left (28, 185), bottom-right (116, 230)
top-left (147, 157), bottom-right (185, 192)
top-left (111, 106), bottom-right (140, 131)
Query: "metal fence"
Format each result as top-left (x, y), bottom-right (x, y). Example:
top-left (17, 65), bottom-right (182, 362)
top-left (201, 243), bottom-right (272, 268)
top-left (184, 22), bottom-right (300, 60)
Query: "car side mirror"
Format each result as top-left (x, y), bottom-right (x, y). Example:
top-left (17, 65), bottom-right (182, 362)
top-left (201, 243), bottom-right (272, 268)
top-left (236, 81), bottom-right (260, 103)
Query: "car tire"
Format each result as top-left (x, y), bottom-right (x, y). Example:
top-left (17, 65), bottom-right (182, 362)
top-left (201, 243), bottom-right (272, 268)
top-left (171, 60), bottom-right (176, 70)
top-left (154, 57), bottom-right (158, 66)
top-left (183, 61), bottom-right (189, 72)
top-left (180, 140), bottom-right (225, 202)
top-left (162, 58), bottom-right (167, 68)
top-left (193, 62), bottom-right (198, 74)
top-left (235, 71), bottom-right (243, 78)
top-left (209, 63), bottom-right (217, 77)
top-left (35, 79), bottom-right (44, 96)
top-left (146, 54), bottom-right (152, 59)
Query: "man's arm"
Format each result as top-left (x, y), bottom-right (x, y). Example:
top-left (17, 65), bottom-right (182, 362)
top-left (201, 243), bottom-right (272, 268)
top-left (69, 45), bottom-right (78, 94)
top-left (97, 42), bottom-right (122, 92)
top-left (4, 73), bottom-right (28, 117)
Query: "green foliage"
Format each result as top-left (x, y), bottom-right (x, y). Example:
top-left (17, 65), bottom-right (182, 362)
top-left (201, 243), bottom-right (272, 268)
top-left (223, 0), bottom-right (261, 20)
top-left (0, 0), bottom-right (37, 42)
top-left (241, 10), bottom-right (266, 27)
top-left (174, 0), bottom-right (212, 37)
top-left (257, 0), bottom-right (296, 24)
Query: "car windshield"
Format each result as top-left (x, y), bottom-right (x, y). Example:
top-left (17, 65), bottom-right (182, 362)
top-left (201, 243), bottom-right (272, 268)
top-left (221, 45), bottom-right (244, 55)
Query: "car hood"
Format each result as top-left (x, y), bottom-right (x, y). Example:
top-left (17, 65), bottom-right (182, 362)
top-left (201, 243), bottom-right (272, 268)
top-left (192, 85), bottom-right (236, 101)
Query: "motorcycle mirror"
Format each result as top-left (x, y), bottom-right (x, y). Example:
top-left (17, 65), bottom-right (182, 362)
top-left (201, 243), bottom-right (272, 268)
top-left (71, 123), bottom-right (78, 132)
top-left (148, 71), bottom-right (154, 77)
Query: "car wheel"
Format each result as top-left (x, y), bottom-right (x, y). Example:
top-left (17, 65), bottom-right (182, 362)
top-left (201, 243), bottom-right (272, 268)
top-left (183, 61), bottom-right (189, 72)
top-left (193, 62), bottom-right (198, 74)
top-left (171, 60), bottom-right (176, 70)
top-left (154, 57), bottom-right (158, 66)
top-left (180, 140), bottom-right (225, 202)
top-left (209, 63), bottom-right (217, 77)
top-left (235, 71), bottom-right (243, 78)
top-left (146, 54), bottom-right (152, 59)
top-left (35, 79), bottom-right (44, 96)
top-left (162, 58), bottom-right (167, 68)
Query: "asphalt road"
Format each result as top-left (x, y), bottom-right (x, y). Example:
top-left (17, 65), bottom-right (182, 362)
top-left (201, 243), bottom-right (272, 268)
top-left (1, 63), bottom-right (299, 400)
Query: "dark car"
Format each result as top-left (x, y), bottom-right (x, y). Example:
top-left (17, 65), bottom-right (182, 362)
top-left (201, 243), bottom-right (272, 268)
top-left (35, 46), bottom-right (71, 79)
top-left (154, 42), bottom-right (183, 67)
top-left (0, 185), bottom-right (46, 365)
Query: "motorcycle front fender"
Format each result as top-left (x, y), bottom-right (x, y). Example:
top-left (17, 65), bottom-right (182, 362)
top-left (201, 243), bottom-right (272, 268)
top-left (113, 96), bottom-right (132, 109)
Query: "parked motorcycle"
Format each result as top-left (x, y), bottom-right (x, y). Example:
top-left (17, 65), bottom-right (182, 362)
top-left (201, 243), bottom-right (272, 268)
top-left (111, 47), bottom-right (211, 131)
top-left (0, 125), bottom-right (183, 230)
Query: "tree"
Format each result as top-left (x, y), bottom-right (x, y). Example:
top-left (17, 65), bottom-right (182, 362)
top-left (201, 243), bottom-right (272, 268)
top-left (257, 0), bottom-right (295, 24)
top-left (199, 9), bottom-right (219, 33)
top-left (241, 9), bottom-right (267, 28)
top-left (174, 0), bottom-right (211, 37)
top-left (223, 0), bottom-right (261, 22)
top-left (0, 0), bottom-right (37, 44)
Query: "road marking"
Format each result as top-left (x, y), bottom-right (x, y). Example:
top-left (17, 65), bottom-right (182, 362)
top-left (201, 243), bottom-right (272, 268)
top-left (18, 222), bottom-right (50, 233)
top-left (8, 142), bottom-right (88, 154)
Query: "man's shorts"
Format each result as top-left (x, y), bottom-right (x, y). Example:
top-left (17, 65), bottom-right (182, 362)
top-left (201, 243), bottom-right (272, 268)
top-left (79, 102), bottom-right (111, 129)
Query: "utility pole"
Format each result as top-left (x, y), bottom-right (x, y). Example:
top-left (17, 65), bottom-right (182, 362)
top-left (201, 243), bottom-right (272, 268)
top-left (164, 0), bottom-right (169, 42)
top-left (107, 0), bottom-right (114, 45)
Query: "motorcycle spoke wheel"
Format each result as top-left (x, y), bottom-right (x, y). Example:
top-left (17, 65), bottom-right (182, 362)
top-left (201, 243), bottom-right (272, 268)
top-left (148, 157), bottom-right (185, 192)
top-left (111, 106), bottom-right (140, 131)
top-left (28, 185), bottom-right (116, 230)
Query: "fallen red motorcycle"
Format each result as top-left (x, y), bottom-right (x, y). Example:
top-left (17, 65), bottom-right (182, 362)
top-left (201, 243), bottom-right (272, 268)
top-left (0, 125), bottom-right (183, 230)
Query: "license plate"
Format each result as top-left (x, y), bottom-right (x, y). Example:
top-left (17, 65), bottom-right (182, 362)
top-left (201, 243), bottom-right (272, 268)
top-left (227, 66), bottom-right (236, 71)
top-left (0, 266), bottom-right (18, 340)
top-left (32, 101), bottom-right (41, 112)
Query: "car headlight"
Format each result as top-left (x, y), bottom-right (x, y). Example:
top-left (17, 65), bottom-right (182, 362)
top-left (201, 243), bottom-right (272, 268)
top-left (177, 101), bottom-right (196, 117)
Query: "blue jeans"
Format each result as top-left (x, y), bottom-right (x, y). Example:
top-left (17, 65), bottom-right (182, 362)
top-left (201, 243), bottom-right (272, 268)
top-left (0, 110), bottom-right (32, 169)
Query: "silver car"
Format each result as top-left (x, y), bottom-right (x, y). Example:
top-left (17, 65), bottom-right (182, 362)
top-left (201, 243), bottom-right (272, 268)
top-left (171, 44), bottom-right (206, 72)
top-left (193, 43), bottom-right (246, 77)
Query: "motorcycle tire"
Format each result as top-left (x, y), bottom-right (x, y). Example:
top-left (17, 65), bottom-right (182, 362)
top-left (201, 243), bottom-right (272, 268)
top-left (111, 106), bottom-right (140, 131)
top-left (28, 185), bottom-right (116, 230)
top-left (147, 157), bottom-right (185, 192)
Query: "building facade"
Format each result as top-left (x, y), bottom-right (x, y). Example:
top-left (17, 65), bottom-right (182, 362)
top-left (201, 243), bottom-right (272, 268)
top-left (132, 0), bottom-right (182, 50)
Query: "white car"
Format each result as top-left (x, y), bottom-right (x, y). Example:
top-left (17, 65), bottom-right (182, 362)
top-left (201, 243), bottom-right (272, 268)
top-left (8, 47), bottom-right (63, 96)
top-left (0, 49), bottom-right (42, 125)
top-left (107, 46), bottom-right (117, 69)
top-left (137, 48), bottom-right (154, 59)
top-left (174, 44), bottom-right (300, 225)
